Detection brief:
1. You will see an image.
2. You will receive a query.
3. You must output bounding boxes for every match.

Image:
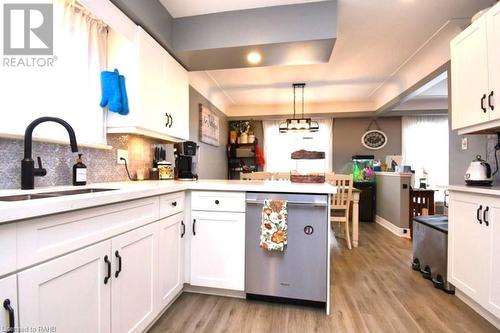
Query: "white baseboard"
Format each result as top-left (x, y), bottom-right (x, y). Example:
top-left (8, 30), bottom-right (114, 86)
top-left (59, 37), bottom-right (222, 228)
top-left (375, 215), bottom-right (410, 238)
top-left (456, 289), bottom-right (500, 330)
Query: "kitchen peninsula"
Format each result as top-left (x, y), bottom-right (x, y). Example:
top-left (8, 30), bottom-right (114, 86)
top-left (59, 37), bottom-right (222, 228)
top-left (0, 180), bottom-right (336, 332)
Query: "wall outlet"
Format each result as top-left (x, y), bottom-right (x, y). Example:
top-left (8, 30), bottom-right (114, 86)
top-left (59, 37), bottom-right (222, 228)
top-left (117, 149), bottom-right (128, 164)
top-left (461, 137), bottom-right (468, 151)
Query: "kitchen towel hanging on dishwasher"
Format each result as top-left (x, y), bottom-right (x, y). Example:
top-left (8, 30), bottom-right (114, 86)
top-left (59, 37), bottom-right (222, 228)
top-left (260, 199), bottom-right (288, 251)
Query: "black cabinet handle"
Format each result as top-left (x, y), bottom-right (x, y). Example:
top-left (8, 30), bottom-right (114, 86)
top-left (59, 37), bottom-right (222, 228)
top-left (115, 251), bottom-right (122, 278)
top-left (181, 220), bottom-right (185, 238)
top-left (104, 255), bottom-right (111, 284)
top-left (444, 191), bottom-right (449, 208)
top-left (477, 205), bottom-right (483, 224)
top-left (483, 206), bottom-right (490, 226)
top-left (171, 201), bottom-right (177, 207)
top-left (3, 299), bottom-right (15, 333)
top-left (193, 219), bottom-right (196, 236)
top-left (215, 200), bottom-right (220, 205)
top-left (165, 113), bottom-right (171, 127)
top-left (481, 94), bottom-right (487, 113)
top-left (489, 91), bottom-right (495, 111)
top-left (168, 114), bottom-right (173, 128)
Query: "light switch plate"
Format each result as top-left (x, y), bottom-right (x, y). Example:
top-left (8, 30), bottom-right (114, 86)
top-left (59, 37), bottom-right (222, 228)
top-left (117, 149), bottom-right (128, 164)
top-left (461, 137), bottom-right (468, 151)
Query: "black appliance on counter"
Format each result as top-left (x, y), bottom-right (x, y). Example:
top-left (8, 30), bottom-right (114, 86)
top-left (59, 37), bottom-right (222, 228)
top-left (174, 141), bottom-right (199, 180)
top-left (352, 155), bottom-right (376, 222)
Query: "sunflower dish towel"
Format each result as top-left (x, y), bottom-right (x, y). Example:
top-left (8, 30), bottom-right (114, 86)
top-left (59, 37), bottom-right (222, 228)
top-left (260, 199), bottom-right (288, 251)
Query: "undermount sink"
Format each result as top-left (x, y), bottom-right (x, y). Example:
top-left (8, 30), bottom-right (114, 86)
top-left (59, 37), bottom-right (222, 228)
top-left (0, 188), bottom-right (118, 202)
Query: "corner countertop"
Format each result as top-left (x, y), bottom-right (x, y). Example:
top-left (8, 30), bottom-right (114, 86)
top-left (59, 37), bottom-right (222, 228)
top-left (375, 171), bottom-right (413, 177)
top-left (0, 180), bottom-right (337, 224)
top-left (448, 184), bottom-right (500, 196)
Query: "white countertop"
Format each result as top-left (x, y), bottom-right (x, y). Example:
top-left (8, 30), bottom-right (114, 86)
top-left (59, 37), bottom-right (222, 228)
top-left (375, 171), bottom-right (413, 177)
top-left (448, 184), bottom-right (500, 196)
top-left (0, 180), bottom-right (337, 224)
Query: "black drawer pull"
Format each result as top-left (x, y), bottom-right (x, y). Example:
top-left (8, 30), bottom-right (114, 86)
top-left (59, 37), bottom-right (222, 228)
top-left (481, 94), bottom-right (487, 113)
top-left (181, 221), bottom-right (185, 238)
top-left (3, 299), bottom-right (15, 333)
top-left (477, 205), bottom-right (483, 224)
top-left (483, 206), bottom-right (490, 226)
top-left (489, 91), bottom-right (495, 111)
top-left (104, 255), bottom-right (111, 284)
top-left (171, 201), bottom-right (177, 207)
top-left (193, 219), bottom-right (196, 236)
top-left (115, 251), bottom-right (122, 278)
top-left (168, 114), bottom-right (173, 128)
top-left (215, 200), bottom-right (220, 205)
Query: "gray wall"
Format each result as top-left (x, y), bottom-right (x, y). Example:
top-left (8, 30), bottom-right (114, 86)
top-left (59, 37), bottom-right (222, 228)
top-left (375, 174), bottom-right (411, 228)
top-left (189, 86), bottom-right (228, 179)
top-left (333, 117), bottom-right (402, 173)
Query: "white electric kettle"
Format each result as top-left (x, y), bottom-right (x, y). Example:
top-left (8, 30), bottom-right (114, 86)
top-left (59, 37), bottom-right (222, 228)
top-left (464, 155), bottom-right (493, 186)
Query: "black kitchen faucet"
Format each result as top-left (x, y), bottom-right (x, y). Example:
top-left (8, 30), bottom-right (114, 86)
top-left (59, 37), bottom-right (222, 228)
top-left (21, 117), bottom-right (78, 190)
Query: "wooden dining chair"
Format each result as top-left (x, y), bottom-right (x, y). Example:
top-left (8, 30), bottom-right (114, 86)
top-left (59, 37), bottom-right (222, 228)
top-left (240, 172), bottom-right (273, 180)
top-left (328, 174), bottom-right (354, 249)
top-left (324, 172), bottom-right (336, 183)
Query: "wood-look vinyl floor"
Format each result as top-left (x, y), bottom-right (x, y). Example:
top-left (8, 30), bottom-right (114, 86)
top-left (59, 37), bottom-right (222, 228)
top-left (149, 223), bottom-right (499, 333)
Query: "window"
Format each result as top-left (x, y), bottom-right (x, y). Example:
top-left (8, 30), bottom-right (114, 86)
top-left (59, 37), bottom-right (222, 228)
top-left (402, 116), bottom-right (449, 187)
top-left (0, 0), bottom-right (108, 144)
top-left (263, 119), bottom-right (333, 173)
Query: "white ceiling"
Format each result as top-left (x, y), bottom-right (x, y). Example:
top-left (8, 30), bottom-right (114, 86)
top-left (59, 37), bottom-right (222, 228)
top-left (160, 0), bottom-right (324, 18)
top-left (167, 0), bottom-right (494, 111)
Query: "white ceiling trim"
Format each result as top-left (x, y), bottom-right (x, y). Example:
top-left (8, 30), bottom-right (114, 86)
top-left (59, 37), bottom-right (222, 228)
top-left (188, 72), bottom-right (234, 114)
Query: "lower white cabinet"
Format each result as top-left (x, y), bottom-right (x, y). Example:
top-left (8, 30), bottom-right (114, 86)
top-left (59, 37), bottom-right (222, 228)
top-left (449, 191), bottom-right (500, 319)
top-left (111, 223), bottom-right (159, 333)
top-left (190, 211), bottom-right (245, 291)
top-left (1, 275), bottom-right (18, 333)
top-left (18, 241), bottom-right (112, 333)
top-left (158, 213), bottom-right (185, 308)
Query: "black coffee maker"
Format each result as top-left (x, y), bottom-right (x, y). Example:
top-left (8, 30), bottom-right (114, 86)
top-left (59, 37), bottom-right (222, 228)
top-left (174, 141), bottom-right (199, 180)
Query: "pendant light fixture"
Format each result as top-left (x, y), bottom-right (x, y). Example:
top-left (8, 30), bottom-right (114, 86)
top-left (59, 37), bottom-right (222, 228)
top-left (279, 83), bottom-right (319, 133)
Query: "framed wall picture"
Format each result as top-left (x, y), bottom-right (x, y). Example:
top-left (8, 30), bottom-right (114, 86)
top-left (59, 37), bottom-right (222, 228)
top-left (361, 119), bottom-right (388, 150)
top-left (199, 104), bottom-right (220, 146)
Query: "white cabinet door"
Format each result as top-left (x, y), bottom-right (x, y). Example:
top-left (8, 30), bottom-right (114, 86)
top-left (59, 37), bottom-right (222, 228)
top-left (158, 214), bottom-right (185, 309)
top-left (190, 211), bottom-right (245, 291)
top-left (111, 223), bottom-right (158, 333)
top-left (448, 194), bottom-right (490, 301)
top-left (164, 52), bottom-right (189, 140)
top-left (18, 241), bottom-right (111, 333)
top-left (487, 4), bottom-right (500, 121)
top-left (451, 18), bottom-right (490, 129)
top-left (136, 27), bottom-right (169, 136)
top-left (0, 275), bottom-right (18, 333)
top-left (0, 224), bottom-right (16, 276)
top-left (485, 203), bottom-right (500, 318)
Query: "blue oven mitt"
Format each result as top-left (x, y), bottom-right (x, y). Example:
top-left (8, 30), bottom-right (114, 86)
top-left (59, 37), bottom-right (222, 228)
top-left (99, 69), bottom-right (122, 113)
top-left (118, 73), bottom-right (129, 115)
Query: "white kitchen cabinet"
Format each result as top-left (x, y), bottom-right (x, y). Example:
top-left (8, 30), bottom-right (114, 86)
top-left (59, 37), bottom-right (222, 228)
top-left (107, 26), bottom-right (189, 141)
top-left (0, 223), bottom-right (16, 277)
top-left (111, 222), bottom-right (159, 333)
top-left (448, 191), bottom-right (500, 321)
top-left (18, 241), bottom-right (112, 333)
top-left (451, 2), bottom-right (500, 133)
top-left (0, 275), bottom-right (18, 332)
top-left (158, 213), bottom-right (185, 309)
top-left (190, 211), bottom-right (245, 291)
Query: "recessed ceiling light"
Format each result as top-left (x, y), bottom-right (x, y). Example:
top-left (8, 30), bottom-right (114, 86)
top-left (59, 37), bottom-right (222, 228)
top-left (247, 52), bottom-right (262, 65)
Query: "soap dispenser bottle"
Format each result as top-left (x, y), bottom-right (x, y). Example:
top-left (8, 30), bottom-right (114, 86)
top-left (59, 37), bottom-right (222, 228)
top-left (73, 154), bottom-right (87, 186)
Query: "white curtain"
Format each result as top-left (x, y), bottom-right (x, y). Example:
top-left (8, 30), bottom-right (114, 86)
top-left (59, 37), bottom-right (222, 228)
top-left (263, 119), bottom-right (333, 173)
top-left (402, 116), bottom-right (449, 187)
top-left (0, 0), bottom-right (108, 144)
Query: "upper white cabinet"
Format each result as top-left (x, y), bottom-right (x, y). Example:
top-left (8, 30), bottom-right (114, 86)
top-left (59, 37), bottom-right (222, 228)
top-left (448, 191), bottom-right (500, 320)
top-left (107, 26), bottom-right (189, 142)
top-left (451, 3), bottom-right (500, 134)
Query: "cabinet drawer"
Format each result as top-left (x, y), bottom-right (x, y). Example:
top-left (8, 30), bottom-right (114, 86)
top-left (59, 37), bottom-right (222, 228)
top-left (191, 191), bottom-right (245, 212)
top-left (159, 191), bottom-right (185, 218)
top-left (0, 223), bottom-right (16, 277)
top-left (17, 196), bottom-right (159, 269)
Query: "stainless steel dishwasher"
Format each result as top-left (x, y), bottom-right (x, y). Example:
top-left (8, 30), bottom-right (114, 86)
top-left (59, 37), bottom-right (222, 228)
top-left (245, 192), bottom-right (328, 306)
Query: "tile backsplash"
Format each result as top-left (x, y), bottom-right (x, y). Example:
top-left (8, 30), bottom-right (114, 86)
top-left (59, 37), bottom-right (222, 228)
top-left (486, 134), bottom-right (500, 183)
top-left (0, 134), bottom-right (171, 189)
